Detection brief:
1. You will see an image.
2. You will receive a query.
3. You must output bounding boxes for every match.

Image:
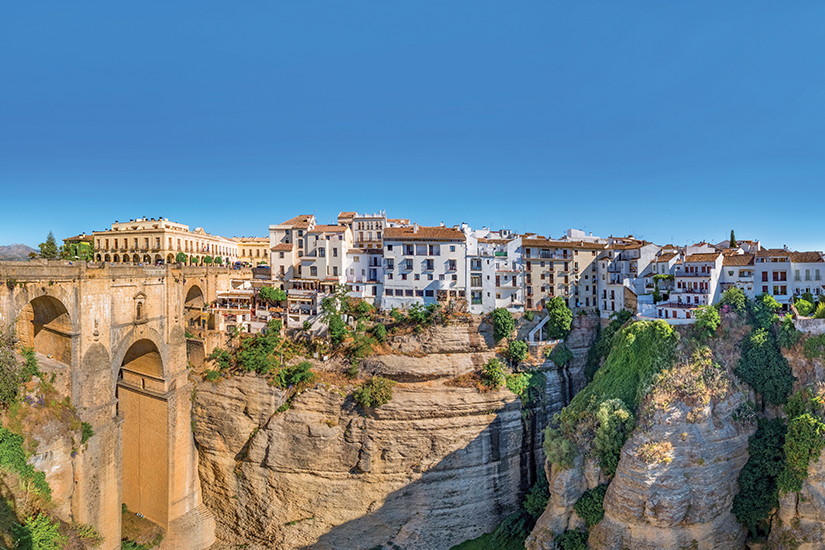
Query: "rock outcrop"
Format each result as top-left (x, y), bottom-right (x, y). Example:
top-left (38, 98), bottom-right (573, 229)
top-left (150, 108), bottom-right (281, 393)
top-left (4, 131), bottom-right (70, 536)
top-left (194, 314), bottom-right (599, 550)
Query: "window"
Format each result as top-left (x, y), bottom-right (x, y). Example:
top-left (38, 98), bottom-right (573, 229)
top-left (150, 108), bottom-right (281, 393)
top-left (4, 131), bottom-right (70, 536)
top-left (763, 285), bottom-right (768, 294)
top-left (450, 245), bottom-right (456, 252)
top-left (310, 266), bottom-right (317, 276)
top-left (439, 274), bottom-right (445, 281)
top-left (333, 248), bottom-right (338, 257)
top-left (333, 266), bottom-right (338, 276)
top-left (319, 248), bottom-right (325, 257)
top-left (471, 275), bottom-right (482, 287)
top-left (425, 290), bottom-right (434, 297)
top-left (795, 270), bottom-right (800, 281)
top-left (387, 245), bottom-right (393, 251)
top-left (448, 259), bottom-right (457, 271)
top-left (386, 259), bottom-right (394, 269)
top-left (387, 273), bottom-right (393, 280)
top-left (452, 274), bottom-right (457, 280)
top-left (426, 259), bottom-right (434, 270)
top-left (470, 259), bottom-right (482, 271)
top-left (279, 252), bottom-right (284, 259)
top-left (298, 239), bottom-right (303, 248)
top-left (428, 274), bottom-right (433, 280)
top-left (728, 271), bottom-right (734, 276)
top-left (806, 269), bottom-right (811, 281)
top-left (401, 273), bottom-right (407, 280)
top-left (415, 290), bottom-right (424, 297)
top-left (404, 244), bottom-right (414, 255)
top-left (414, 274), bottom-right (420, 280)
top-left (404, 259), bottom-right (413, 270)
top-left (298, 230), bottom-right (303, 237)
top-left (395, 289), bottom-right (404, 296)
top-left (405, 289), bottom-right (413, 297)
top-left (762, 272), bottom-right (768, 282)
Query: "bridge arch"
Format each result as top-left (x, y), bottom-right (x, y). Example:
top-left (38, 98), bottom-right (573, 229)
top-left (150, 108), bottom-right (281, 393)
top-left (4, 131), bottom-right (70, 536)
top-left (117, 337), bottom-right (169, 529)
top-left (184, 285), bottom-right (205, 331)
top-left (15, 294), bottom-right (74, 366)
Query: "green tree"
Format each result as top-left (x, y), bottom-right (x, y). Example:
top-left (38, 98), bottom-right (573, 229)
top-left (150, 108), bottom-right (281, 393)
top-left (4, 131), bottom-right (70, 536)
top-left (730, 229), bottom-right (737, 248)
top-left (214, 256), bottom-right (223, 266)
top-left (258, 286), bottom-right (287, 304)
top-left (13, 513), bottom-right (66, 550)
top-left (175, 252), bottom-right (187, 263)
top-left (327, 315), bottom-right (348, 346)
top-left (574, 484), bottom-right (609, 528)
top-left (353, 376), bottom-right (396, 408)
top-left (481, 357), bottom-right (506, 388)
top-left (507, 340), bottom-right (529, 365)
top-left (594, 398), bottom-right (635, 476)
top-left (0, 328), bottom-right (22, 406)
top-left (203, 255), bottom-right (213, 265)
top-left (545, 296), bottom-right (573, 340)
top-left (750, 293), bottom-right (781, 330)
top-left (795, 299), bottom-right (814, 317)
top-left (371, 323), bottom-right (387, 343)
top-left (778, 315), bottom-right (802, 349)
top-left (38, 232), bottom-right (58, 259)
top-left (491, 308), bottom-right (515, 343)
top-left (735, 328), bottom-right (795, 406)
top-left (694, 305), bottom-right (721, 340)
top-left (718, 287), bottom-right (747, 316)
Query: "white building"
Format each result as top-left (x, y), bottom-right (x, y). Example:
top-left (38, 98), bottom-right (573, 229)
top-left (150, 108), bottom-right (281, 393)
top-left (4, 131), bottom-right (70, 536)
top-left (596, 238), bottom-right (660, 319)
top-left (381, 225), bottom-right (467, 310)
top-left (463, 226), bottom-right (524, 314)
top-left (719, 253), bottom-right (755, 299)
top-left (655, 252), bottom-right (723, 321)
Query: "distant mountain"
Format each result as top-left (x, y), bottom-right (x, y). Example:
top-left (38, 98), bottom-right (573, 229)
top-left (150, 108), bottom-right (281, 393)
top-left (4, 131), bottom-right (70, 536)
top-left (0, 244), bottom-right (38, 261)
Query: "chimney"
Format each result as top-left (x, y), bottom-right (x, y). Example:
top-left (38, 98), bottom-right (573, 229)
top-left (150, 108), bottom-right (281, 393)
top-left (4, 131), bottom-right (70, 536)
top-left (440, 222), bottom-right (445, 227)
top-left (413, 223), bottom-right (419, 234)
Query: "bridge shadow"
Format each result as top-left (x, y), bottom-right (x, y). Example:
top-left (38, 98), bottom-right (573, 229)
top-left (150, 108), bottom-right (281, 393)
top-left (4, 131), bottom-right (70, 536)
top-left (297, 403), bottom-right (540, 550)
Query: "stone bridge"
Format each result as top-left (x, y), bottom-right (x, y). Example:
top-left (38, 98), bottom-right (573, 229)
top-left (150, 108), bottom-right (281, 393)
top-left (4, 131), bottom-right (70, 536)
top-left (0, 261), bottom-right (233, 550)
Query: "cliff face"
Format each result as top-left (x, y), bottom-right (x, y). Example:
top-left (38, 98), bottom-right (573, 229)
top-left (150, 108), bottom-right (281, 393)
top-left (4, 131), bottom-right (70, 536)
top-left (193, 314), bottom-right (598, 550)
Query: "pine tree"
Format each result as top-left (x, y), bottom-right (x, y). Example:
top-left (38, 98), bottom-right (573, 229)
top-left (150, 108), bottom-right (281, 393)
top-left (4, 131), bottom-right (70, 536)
top-left (39, 232), bottom-right (58, 259)
top-left (730, 230), bottom-right (737, 248)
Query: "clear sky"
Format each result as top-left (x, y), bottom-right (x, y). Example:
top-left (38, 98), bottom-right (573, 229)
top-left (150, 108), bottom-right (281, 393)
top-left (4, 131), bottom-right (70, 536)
top-left (2, 2), bottom-right (824, 250)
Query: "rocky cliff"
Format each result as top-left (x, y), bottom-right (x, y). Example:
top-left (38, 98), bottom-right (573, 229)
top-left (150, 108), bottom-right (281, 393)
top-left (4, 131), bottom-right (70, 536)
top-left (194, 313), bottom-right (598, 550)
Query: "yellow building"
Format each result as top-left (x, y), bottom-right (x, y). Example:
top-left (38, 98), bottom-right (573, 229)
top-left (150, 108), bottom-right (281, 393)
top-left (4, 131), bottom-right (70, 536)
top-left (233, 237), bottom-right (270, 265)
top-left (521, 236), bottom-right (605, 311)
top-left (93, 217), bottom-right (238, 265)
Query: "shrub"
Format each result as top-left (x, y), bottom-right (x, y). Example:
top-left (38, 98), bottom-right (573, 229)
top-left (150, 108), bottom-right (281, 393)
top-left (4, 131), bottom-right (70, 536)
top-left (327, 316), bottom-right (348, 347)
top-left (524, 310), bottom-right (535, 322)
top-left (778, 391), bottom-right (825, 494)
top-left (13, 513), bottom-right (66, 550)
top-left (574, 484), bottom-right (608, 528)
top-left (796, 299), bottom-right (815, 317)
top-left (0, 427), bottom-right (51, 498)
top-left (803, 334), bottom-right (825, 359)
top-left (735, 328), bottom-right (795, 406)
top-left (175, 252), bottom-right (187, 263)
top-left (208, 347), bottom-right (232, 371)
top-left (543, 425), bottom-right (577, 469)
top-left (0, 329), bottom-right (22, 406)
top-left (778, 315), bottom-right (802, 349)
top-left (505, 372), bottom-right (531, 397)
top-left (507, 340), bottom-right (529, 365)
top-left (80, 422), bottom-right (94, 445)
top-left (346, 360), bottom-right (359, 379)
top-left (694, 305), bottom-right (721, 340)
top-left (522, 470), bottom-right (550, 517)
top-left (408, 303), bottom-right (428, 324)
top-left (816, 303), bottom-right (825, 319)
top-left (491, 308), bottom-right (515, 343)
top-left (750, 293), bottom-right (781, 330)
top-left (594, 399), bottom-right (634, 476)
top-left (545, 296), bottom-right (573, 340)
top-left (732, 418), bottom-right (787, 537)
top-left (237, 329), bottom-right (280, 374)
top-left (554, 529), bottom-right (588, 550)
top-left (353, 376), bottom-right (396, 408)
top-left (491, 511), bottom-right (532, 546)
top-left (546, 343), bottom-right (573, 366)
top-left (390, 307), bottom-right (404, 323)
top-left (718, 287), bottom-right (747, 316)
top-left (259, 286), bottom-right (287, 304)
top-left (355, 301), bottom-right (375, 318)
top-left (481, 358), bottom-right (506, 389)
top-left (371, 323), bottom-right (387, 343)
top-left (302, 320), bottom-right (312, 332)
top-left (273, 361), bottom-right (315, 389)
top-left (20, 346), bottom-right (40, 382)
top-left (204, 369), bottom-right (222, 382)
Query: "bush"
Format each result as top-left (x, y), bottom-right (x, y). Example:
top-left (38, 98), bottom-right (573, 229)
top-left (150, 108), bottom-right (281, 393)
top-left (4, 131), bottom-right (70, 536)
top-left (735, 328), bottom-right (795, 406)
top-left (718, 287), bottom-right (747, 316)
top-left (491, 308), bottom-right (515, 343)
top-left (13, 513), bottom-right (66, 550)
top-left (273, 361), bottom-right (315, 389)
top-left (543, 425), bottom-right (577, 469)
top-left (390, 307), bottom-right (404, 323)
top-left (522, 470), bottom-right (550, 517)
top-left (750, 293), bottom-right (781, 331)
top-left (778, 315), bottom-right (802, 349)
top-left (545, 296), bottom-right (573, 340)
top-left (0, 427), bottom-right (50, 498)
top-left (259, 286), bottom-right (287, 304)
top-left (355, 301), bottom-right (375, 318)
top-left (574, 484), bottom-right (608, 528)
top-left (80, 422), bottom-right (94, 445)
top-left (554, 529), bottom-right (588, 550)
top-left (408, 303), bottom-right (428, 324)
top-left (816, 303), bottom-right (825, 319)
top-left (208, 347), bottom-right (232, 371)
top-left (0, 329), bottom-right (22, 406)
top-left (594, 399), bottom-right (634, 476)
top-left (546, 343), bottom-right (573, 366)
top-left (481, 358), bottom-right (506, 389)
top-left (302, 320), bottom-right (312, 332)
top-left (796, 298), bottom-right (815, 317)
top-left (204, 369), bottom-right (222, 382)
top-left (694, 305), bottom-right (721, 340)
top-left (353, 376), bottom-right (396, 408)
top-left (778, 391), bottom-right (825, 494)
top-left (237, 329), bottom-right (280, 374)
top-left (803, 334), bottom-right (825, 359)
top-left (524, 310), bottom-right (535, 322)
top-left (507, 340), bottom-right (528, 365)
top-left (327, 316), bottom-right (348, 347)
top-left (732, 418), bottom-right (787, 537)
top-left (20, 346), bottom-right (40, 382)
top-left (490, 511), bottom-right (532, 546)
top-left (371, 323), bottom-right (387, 343)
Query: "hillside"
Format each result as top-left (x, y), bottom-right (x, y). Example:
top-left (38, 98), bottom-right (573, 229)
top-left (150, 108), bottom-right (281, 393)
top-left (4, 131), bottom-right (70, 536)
top-left (0, 244), bottom-right (36, 261)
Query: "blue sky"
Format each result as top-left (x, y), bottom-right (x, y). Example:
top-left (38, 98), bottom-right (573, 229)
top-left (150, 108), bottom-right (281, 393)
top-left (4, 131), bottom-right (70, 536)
top-left (2, 2), bottom-right (824, 250)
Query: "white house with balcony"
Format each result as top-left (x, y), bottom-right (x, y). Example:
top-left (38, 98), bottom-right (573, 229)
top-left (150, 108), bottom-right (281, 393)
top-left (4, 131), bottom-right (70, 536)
top-left (381, 224), bottom-right (467, 310)
top-left (596, 239), bottom-right (660, 319)
top-left (346, 247), bottom-right (384, 302)
top-left (720, 253), bottom-right (755, 299)
top-left (463, 227), bottom-right (523, 314)
top-left (654, 252), bottom-right (723, 321)
top-left (754, 248), bottom-right (793, 305)
top-left (789, 251), bottom-right (825, 300)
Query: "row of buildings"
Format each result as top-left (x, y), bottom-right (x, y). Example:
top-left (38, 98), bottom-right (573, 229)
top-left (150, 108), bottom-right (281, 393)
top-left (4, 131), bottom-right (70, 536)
top-left (79, 213), bottom-right (825, 324)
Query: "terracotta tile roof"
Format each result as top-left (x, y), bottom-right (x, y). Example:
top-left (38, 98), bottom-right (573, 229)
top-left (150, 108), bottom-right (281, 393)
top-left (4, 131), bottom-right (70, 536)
top-left (657, 253), bottom-right (678, 262)
top-left (523, 237), bottom-right (606, 250)
top-left (756, 248), bottom-right (790, 258)
top-left (685, 253), bottom-right (722, 263)
top-left (232, 237), bottom-right (269, 243)
top-left (384, 226), bottom-right (466, 241)
top-left (485, 238), bottom-right (511, 245)
top-left (311, 224), bottom-right (346, 233)
top-left (723, 254), bottom-right (755, 266)
top-left (338, 211), bottom-right (356, 218)
top-left (790, 251), bottom-right (824, 263)
top-left (387, 218), bottom-right (410, 224)
top-left (277, 214), bottom-right (314, 228)
top-left (271, 243), bottom-right (293, 252)
top-left (611, 242), bottom-right (643, 250)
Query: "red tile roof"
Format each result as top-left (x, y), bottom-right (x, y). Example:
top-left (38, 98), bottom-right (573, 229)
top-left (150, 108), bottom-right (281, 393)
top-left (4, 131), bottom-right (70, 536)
top-left (685, 253), bottom-right (721, 263)
top-left (384, 226), bottom-right (466, 241)
top-left (271, 243), bottom-right (293, 252)
top-left (277, 215), bottom-right (314, 228)
top-left (723, 254), bottom-right (755, 266)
